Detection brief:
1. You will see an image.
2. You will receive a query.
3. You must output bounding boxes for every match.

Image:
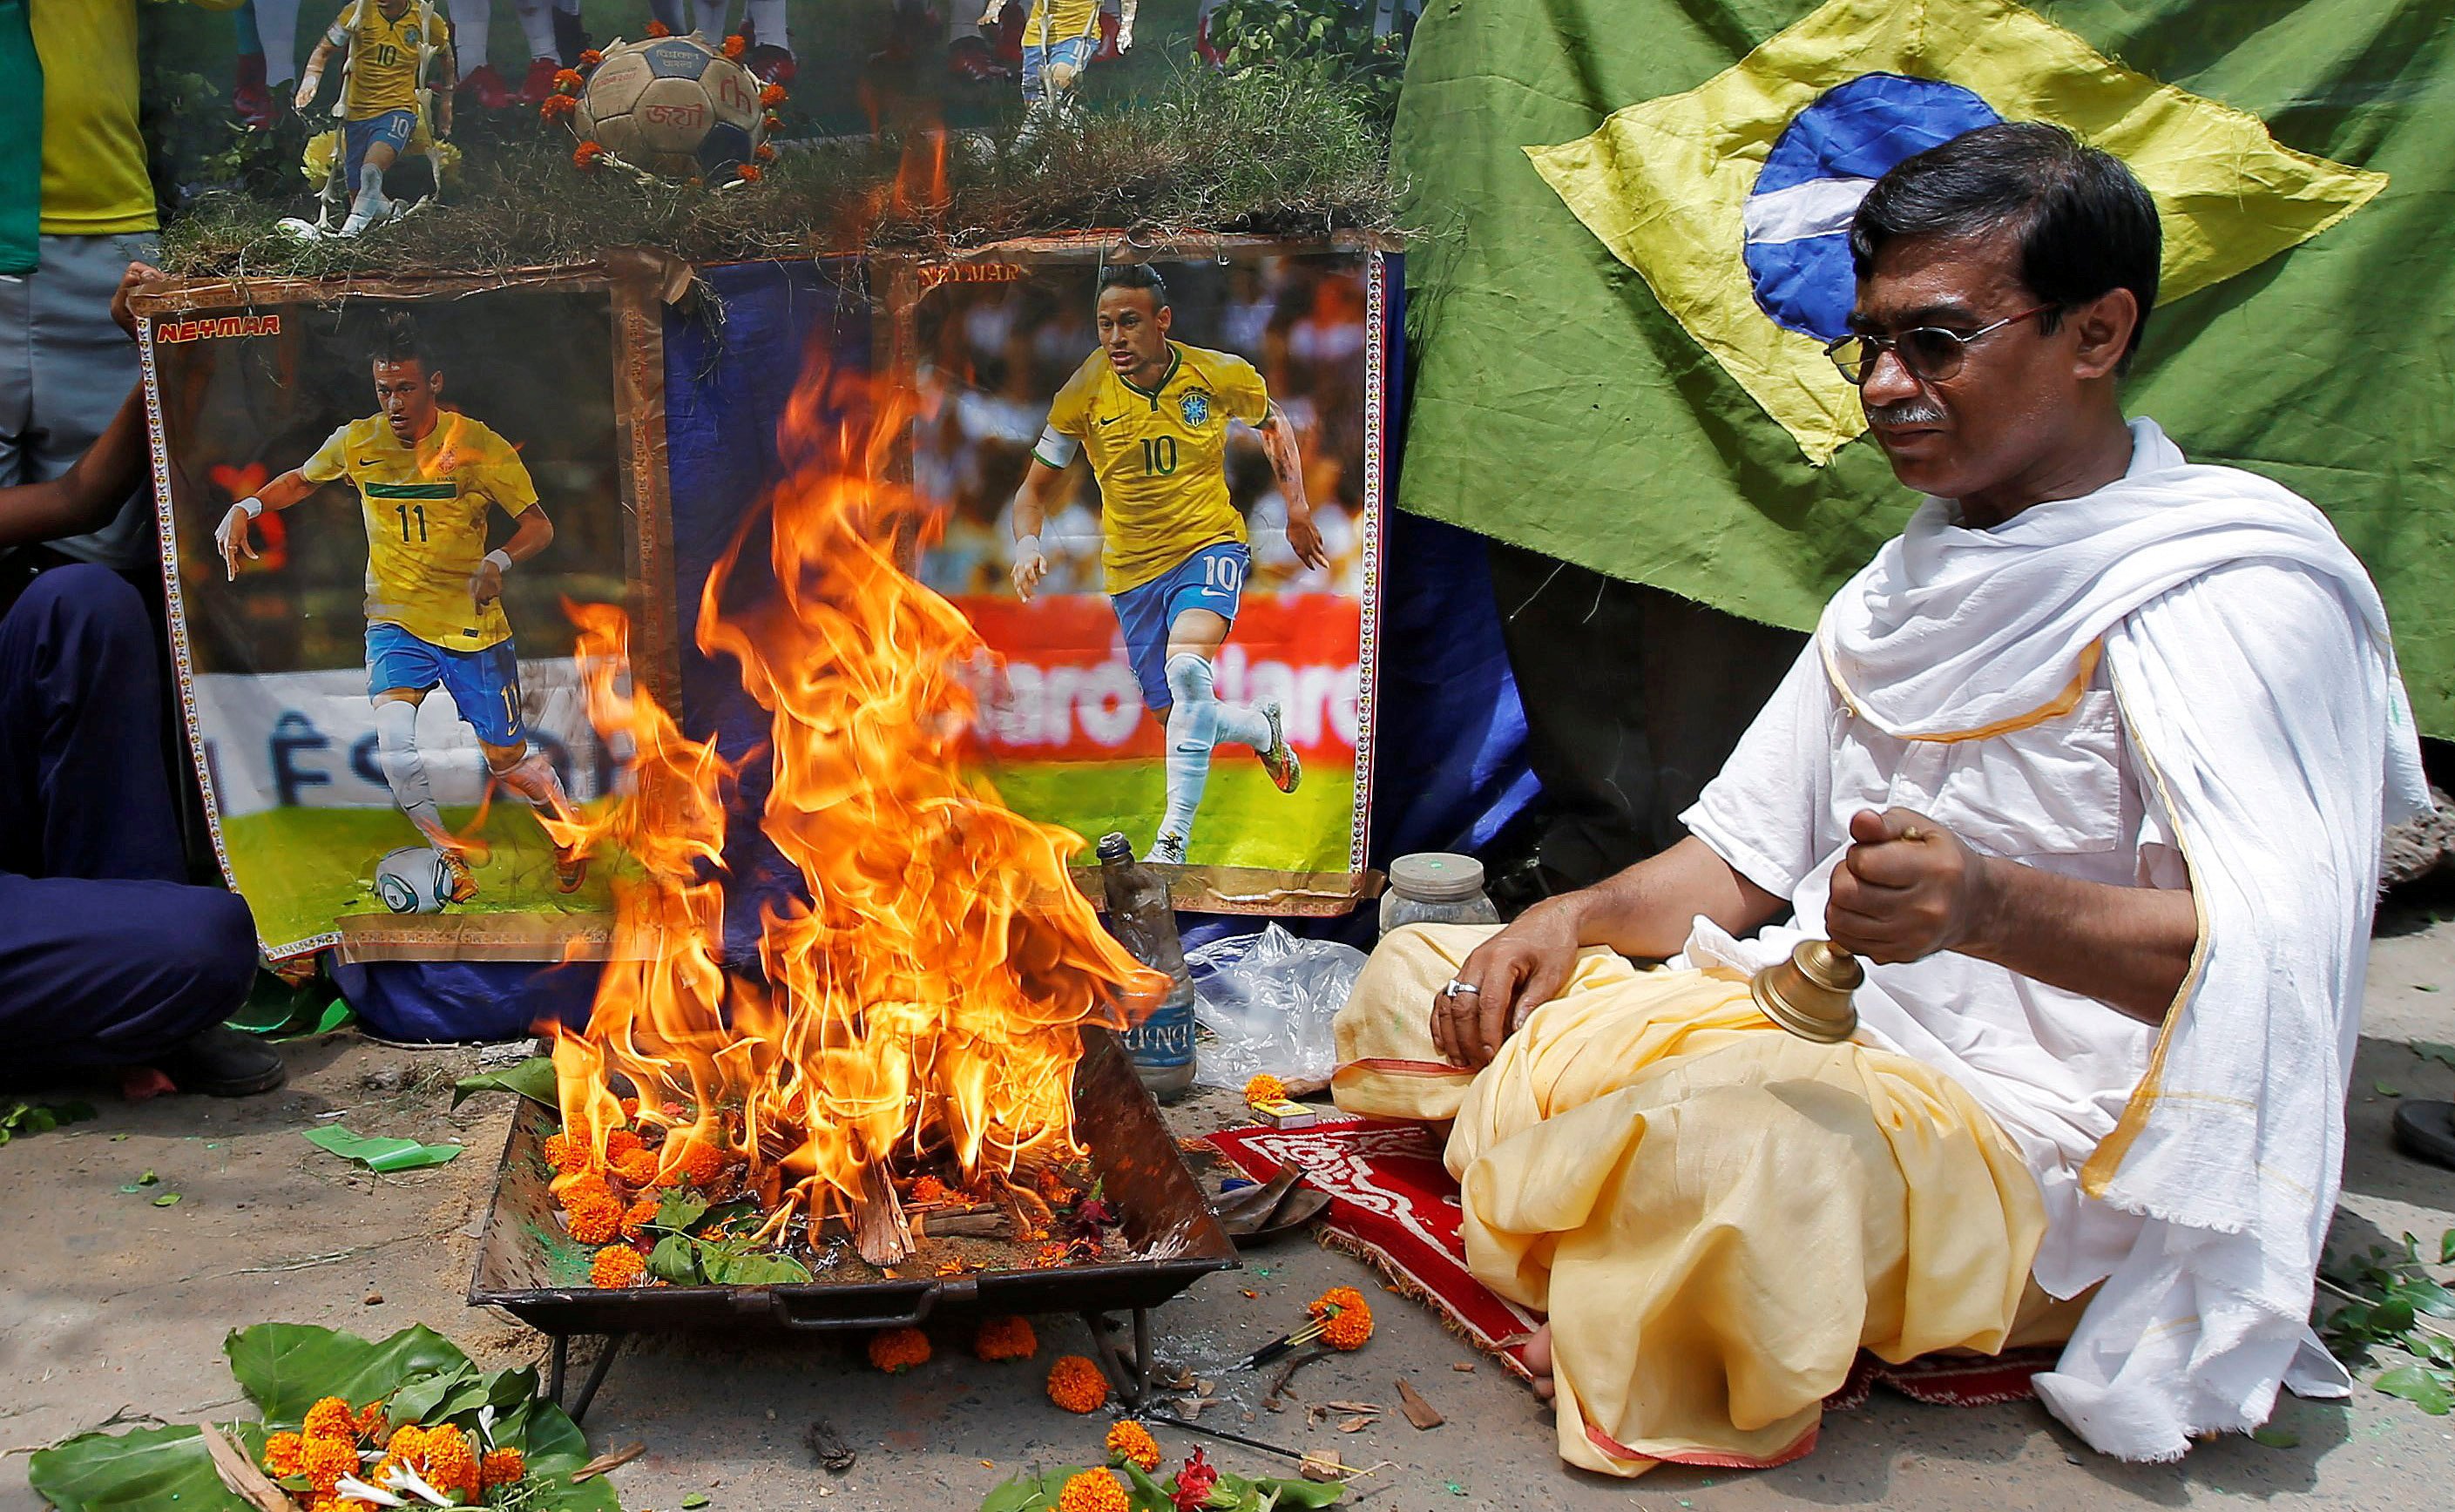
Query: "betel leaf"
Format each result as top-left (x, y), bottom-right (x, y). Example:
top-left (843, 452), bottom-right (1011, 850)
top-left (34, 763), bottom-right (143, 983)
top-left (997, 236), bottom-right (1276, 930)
top-left (387, 1360), bottom-right (483, 1426)
top-left (652, 1188), bottom-right (711, 1233)
top-left (680, 1495), bottom-right (710, 1509)
top-left (226, 1324), bottom-right (471, 1424)
top-left (697, 1245), bottom-right (813, 1286)
top-left (2374, 1364), bottom-right (2455, 1414)
top-left (452, 1056), bottom-right (559, 1110)
top-left (25, 1424), bottom-right (243, 1512)
top-left (646, 1234), bottom-right (703, 1286)
top-left (301, 1125), bottom-right (463, 1172)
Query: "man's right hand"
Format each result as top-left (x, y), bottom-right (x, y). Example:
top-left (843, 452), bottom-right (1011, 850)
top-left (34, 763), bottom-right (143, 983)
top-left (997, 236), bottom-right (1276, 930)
top-left (1430, 897), bottom-right (1585, 1069)
top-left (1011, 539), bottom-right (1050, 601)
top-left (294, 71), bottom-right (321, 111)
top-left (216, 503), bottom-right (260, 579)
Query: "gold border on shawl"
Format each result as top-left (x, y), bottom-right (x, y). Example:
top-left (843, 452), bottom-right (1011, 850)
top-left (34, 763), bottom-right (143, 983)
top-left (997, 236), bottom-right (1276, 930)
top-left (1821, 640), bottom-right (2104, 744)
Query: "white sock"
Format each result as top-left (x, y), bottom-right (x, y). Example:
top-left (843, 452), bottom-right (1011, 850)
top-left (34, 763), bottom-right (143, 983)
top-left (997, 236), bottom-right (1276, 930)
top-left (448, 0), bottom-right (491, 69)
top-left (375, 700), bottom-right (452, 847)
top-left (745, 0), bottom-right (787, 48)
top-left (254, 0), bottom-right (300, 86)
top-left (516, 0), bottom-right (556, 57)
top-left (691, 0), bottom-right (732, 39)
top-left (352, 162), bottom-right (388, 213)
top-left (1160, 653), bottom-right (1223, 841)
top-left (495, 748), bottom-right (578, 824)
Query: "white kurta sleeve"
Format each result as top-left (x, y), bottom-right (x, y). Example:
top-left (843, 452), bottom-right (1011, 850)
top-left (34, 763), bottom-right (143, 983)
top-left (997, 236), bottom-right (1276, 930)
top-left (1679, 639), bottom-right (1837, 900)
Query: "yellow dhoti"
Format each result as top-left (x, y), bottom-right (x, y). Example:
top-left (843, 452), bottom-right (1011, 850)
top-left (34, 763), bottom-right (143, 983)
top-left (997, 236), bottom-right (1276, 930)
top-left (1330, 923), bottom-right (2050, 1475)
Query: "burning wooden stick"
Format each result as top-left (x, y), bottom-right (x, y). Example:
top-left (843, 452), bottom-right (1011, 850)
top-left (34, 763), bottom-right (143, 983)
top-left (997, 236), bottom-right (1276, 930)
top-left (854, 1163), bottom-right (914, 1266)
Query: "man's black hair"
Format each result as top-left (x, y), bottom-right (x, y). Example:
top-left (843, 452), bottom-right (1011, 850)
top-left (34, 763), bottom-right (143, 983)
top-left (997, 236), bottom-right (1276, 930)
top-left (1850, 121), bottom-right (2161, 369)
top-left (1097, 264), bottom-right (1170, 309)
top-left (369, 311), bottom-right (433, 370)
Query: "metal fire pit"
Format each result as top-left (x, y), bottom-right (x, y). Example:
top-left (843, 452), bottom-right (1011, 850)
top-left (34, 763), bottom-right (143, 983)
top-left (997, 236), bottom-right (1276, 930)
top-left (468, 1029), bottom-right (1237, 1420)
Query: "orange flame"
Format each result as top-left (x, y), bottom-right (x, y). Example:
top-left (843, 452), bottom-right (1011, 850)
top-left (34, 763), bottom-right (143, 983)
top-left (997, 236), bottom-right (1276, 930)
top-left (540, 348), bottom-right (1161, 1232)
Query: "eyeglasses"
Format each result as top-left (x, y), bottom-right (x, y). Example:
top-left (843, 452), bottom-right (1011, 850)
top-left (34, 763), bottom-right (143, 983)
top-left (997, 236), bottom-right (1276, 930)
top-left (1823, 304), bottom-right (2058, 385)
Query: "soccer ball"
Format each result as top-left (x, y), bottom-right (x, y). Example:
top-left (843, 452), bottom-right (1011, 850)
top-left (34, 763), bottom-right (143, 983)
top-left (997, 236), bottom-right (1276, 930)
top-left (577, 36), bottom-right (766, 179)
top-left (374, 846), bottom-right (453, 914)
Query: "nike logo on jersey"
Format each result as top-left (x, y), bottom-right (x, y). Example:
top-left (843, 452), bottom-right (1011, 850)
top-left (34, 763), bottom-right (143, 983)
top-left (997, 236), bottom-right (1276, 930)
top-left (1098, 415), bottom-right (1123, 426)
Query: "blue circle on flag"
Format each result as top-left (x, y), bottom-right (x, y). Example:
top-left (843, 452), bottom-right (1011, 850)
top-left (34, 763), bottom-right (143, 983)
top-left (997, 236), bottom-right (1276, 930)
top-left (1743, 73), bottom-right (2003, 342)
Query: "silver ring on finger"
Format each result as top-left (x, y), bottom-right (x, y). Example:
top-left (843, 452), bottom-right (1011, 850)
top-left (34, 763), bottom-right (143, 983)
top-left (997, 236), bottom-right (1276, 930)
top-left (1441, 979), bottom-right (1480, 1000)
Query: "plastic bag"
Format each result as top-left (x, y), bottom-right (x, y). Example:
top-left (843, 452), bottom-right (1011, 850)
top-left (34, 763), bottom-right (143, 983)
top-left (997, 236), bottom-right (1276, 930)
top-left (1184, 923), bottom-right (1367, 1088)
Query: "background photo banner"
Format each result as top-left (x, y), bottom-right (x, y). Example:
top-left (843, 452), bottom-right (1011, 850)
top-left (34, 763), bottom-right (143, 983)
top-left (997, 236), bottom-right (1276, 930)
top-left (138, 267), bottom-right (679, 962)
top-left (1393, 0), bottom-right (2455, 736)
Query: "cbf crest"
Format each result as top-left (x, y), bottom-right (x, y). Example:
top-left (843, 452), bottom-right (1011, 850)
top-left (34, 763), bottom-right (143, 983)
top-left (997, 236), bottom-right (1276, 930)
top-left (1179, 389), bottom-right (1212, 427)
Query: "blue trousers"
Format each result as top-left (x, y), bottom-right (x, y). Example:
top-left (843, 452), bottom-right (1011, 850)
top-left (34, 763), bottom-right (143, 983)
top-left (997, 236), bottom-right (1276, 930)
top-left (0, 566), bottom-right (257, 1070)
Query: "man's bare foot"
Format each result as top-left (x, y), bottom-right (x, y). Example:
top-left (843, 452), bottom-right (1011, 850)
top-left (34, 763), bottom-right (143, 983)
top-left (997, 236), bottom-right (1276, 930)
top-left (1525, 1322), bottom-right (1556, 1402)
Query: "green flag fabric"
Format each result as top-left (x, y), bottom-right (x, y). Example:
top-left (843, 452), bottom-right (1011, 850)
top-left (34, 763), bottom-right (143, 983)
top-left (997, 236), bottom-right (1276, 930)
top-left (1393, 0), bottom-right (2455, 736)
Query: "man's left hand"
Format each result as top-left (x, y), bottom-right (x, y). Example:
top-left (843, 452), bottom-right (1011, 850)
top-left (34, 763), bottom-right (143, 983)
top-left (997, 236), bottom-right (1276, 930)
top-left (112, 261), bottom-right (161, 341)
top-left (1285, 510), bottom-right (1330, 572)
top-left (469, 558), bottom-right (504, 606)
top-left (1824, 807), bottom-right (1999, 964)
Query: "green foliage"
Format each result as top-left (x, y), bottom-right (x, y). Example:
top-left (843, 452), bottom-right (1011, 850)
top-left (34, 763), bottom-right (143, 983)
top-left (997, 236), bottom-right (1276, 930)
top-left (0, 1100), bottom-right (96, 1144)
top-left (454, 1055), bottom-right (561, 1110)
top-left (643, 1229), bottom-right (815, 1286)
top-left (1206, 0), bottom-right (1409, 121)
top-left (142, 67), bottom-right (314, 214)
top-left (2316, 1229), bottom-right (2455, 1415)
top-left (30, 1325), bottom-right (616, 1512)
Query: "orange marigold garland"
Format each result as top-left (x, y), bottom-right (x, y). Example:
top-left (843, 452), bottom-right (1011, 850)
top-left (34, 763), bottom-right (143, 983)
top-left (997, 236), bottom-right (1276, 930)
top-left (574, 141), bottom-right (607, 170)
top-left (552, 67), bottom-right (585, 93)
top-left (974, 1315), bottom-right (1037, 1361)
top-left (754, 142), bottom-right (778, 163)
top-left (579, 48), bottom-right (603, 67)
top-left (1045, 1354), bottom-right (1110, 1414)
top-left (735, 164), bottom-right (762, 184)
top-left (479, 1447), bottom-right (525, 1488)
top-left (260, 1431), bottom-right (306, 1478)
top-left (646, 19), bottom-right (670, 35)
top-left (722, 33), bottom-right (747, 57)
top-left (868, 1326), bottom-right (931, 1373)
top-left (592, 1245), bottom-right (648, 1287)
top-left (760, 83), bottom-right (788, 107)
top-left (1242, 1073), bottom-right (1287, 1108)
top-left (1104, 1420), bottom-right (1160, 1472)
top-left (1056, 1468), bottom-right (1130, 1512)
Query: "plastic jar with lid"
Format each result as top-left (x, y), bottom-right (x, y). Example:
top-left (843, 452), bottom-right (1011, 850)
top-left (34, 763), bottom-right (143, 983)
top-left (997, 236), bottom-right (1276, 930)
top-left (1378, 852), bottom-right (1501, 936)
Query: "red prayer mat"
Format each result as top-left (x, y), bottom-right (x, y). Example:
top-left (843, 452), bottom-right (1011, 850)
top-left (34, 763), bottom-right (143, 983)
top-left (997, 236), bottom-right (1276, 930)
top-left (1204, 1116), bottom-right (2060, 1409)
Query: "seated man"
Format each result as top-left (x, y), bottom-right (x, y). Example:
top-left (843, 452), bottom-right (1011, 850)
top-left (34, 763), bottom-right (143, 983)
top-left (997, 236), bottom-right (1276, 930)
top-left (1333, 124), bottom-right (2427, 1472)
top-left (0, 263), bottom-right (279, 1097)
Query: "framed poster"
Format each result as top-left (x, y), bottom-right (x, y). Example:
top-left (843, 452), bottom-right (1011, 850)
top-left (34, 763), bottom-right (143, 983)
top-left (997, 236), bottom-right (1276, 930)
top-left (881, 236), bottom-right (1389, 913)
top-left (134, 265), bottom-right (678, 962)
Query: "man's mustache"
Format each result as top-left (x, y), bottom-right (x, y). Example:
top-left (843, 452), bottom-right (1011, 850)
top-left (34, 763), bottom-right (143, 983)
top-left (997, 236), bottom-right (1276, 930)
top-left (1868, 400), bottom-right (1947, 428)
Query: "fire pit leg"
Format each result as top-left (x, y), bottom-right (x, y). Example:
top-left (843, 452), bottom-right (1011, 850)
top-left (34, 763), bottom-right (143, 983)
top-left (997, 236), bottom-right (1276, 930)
top-left (1079, 1309), bottom-right (1157, 1406)
top-left (544, 1332), bottom-right (629, 1423)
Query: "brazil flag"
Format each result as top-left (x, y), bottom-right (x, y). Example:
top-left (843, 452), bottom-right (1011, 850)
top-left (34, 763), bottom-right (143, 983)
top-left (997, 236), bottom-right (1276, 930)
top-left (1394, 0), bottom-right (2455, 734)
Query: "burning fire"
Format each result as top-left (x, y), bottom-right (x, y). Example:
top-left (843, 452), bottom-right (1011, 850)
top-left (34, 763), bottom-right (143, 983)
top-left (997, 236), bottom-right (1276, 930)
top-left (538, 353), bottom-right (1163, 1252)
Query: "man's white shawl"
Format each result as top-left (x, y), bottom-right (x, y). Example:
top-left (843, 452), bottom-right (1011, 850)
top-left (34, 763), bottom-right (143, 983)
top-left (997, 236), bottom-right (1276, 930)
top-left (1819, 419), bottom-right (2431, 1461)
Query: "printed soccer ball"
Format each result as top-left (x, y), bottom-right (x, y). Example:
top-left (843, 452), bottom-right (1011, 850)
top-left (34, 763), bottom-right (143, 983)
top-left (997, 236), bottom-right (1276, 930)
top-left (577, 35), bottom-right (765, 179)
top-left (374, 846), bottom-right (452, 914)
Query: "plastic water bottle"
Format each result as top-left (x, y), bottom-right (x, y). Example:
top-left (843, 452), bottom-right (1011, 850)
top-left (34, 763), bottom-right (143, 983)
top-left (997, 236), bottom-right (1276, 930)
top-left (1095, 832), bottom-right (1198, 1099)
top-left (1378, 852), bottom-right (1502, 936)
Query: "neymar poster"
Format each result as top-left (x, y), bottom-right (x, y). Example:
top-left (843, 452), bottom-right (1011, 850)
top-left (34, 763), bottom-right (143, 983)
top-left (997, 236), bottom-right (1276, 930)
top-left (137, 268), bottom-right (676, 961)
top-left (889, 240), bottom-right (1387, 910)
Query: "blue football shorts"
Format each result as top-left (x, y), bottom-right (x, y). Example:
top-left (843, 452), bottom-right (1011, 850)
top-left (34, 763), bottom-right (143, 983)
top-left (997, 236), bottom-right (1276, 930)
top-left (366, 622), bottom-right (525, 746)
top-left (1107, 540), bottom-right (1248, 712)
top-left (343, 108), bottom-right (418, 192)
top-left (1021, 35), bottom-right (1097, 105)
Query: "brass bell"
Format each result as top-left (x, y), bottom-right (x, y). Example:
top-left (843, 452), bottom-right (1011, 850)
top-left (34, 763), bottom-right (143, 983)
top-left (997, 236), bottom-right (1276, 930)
top-left (1749, 939), bottom-right (1863, 1043)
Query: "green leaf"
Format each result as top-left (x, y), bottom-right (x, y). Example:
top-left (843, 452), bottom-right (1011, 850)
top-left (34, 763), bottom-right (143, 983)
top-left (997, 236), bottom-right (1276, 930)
top-left (25, 1424), bottom-right (247, 1512)
top-left (653, 1188), bottom-right (712, 1233)
top-left (301, 1125), bottom-right (463, 1172)
top-left (137, 1171), bottom-right (159, 1186)
top-left (2376, 1082), bottom-right (2403, 1097)
top-left (646, 1234), bottom-right (704, 1286)
top-left (226, 1323), bottom-right (471, 1424)
top-left (698, 1245), bottom-right (813, 1286)
top-left (2250, 1425), bottom-right (2301, 1448)
top-left (2405, 1277), bottom-right (2455, 1319)
top-left (452, 1056), bottom-right (559, 1110)
top-left (1248, 1478), bottom-right (1343, 1507)
top-left (980, 1467), bottom-right (1087, 1512)
top-left (2440, 1229), bottom-right (2455, 1266)
top-left (2375, 1364), bottom-right (2455, 1414)
top-left (2413, 1041), bottom-right (2455, 1069)
top-left (152, 1193), bottom-right (182, 1207)
top-left (387, 1360), bottom-right (483, 1425)
top-left (682, 1495), bottom-right (711, 1509)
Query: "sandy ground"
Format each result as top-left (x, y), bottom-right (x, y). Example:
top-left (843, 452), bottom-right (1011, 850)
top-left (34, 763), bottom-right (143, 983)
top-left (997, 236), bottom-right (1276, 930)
top-left (5, 896), bottom-right (2453, 1512)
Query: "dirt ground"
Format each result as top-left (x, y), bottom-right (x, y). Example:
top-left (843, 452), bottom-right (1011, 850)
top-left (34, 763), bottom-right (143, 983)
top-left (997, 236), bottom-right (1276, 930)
top-left (6, 897), bottom-right (2454, 1512)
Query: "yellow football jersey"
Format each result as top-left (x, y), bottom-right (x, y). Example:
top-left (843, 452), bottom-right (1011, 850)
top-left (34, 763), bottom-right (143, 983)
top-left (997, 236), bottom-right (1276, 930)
top-left (301, 410), bottom-right (538, 651)
top-left (1024, 0), bottom-right (1101, 48)
top-left (1042, 341), bottom-right (1272, 594)
top-left (331, 0), bottom-right (443, 121)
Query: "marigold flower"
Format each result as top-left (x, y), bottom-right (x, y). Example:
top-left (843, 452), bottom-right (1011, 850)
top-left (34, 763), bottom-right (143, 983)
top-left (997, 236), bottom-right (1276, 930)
top-left (646, 19), bottom-right (670, 35)
top-left (1242, 1073), bottom-right (1287, 1108)
top-left (1045, 1354), bottom-right (1110, 1414)
top-left (543, 1132), bottom-right (588, 1173)
top-left (1105, 1420), bottom-right (1160, 1472)
top-left (974, 1314), bottom-right (1037, 1361)
top-left (868, 1326), bottom-right (931, 1373)
top-left (301, 1437), bottom-right (357, 1495)
top-left (479, 1447), bottom-right (525, 1488)
top-left (723, 33), bottom-right (747, 57)
top-left (605, 1129), bottom-right (644, 1158)
top-left (910, 1174), bottom-right (948, 1203)
top-left (618, 1096), bottom-right (640, 1117)
top-left (558, 1171), bottom-right (617, 1212)
top-left (612, 1148), bottom-right (660, 1187)
top-left (754, 142), bottom-right (777, 163)
top-left (261, 1431), bottom-right (306, 1478)
top-left (565, 1191), bottom-right (624, 1244)
top-left (301, 1396), bottom-right (356, 1444)
top-left (735, 164), bottom-right (762, 184)
top-left (383, 1424), bottom-right (422, 1456)
top-left (620, 1194), bottom-right (660, 1238)
top-left (760, 84), bottom-right (787, 107)
top-left (553, 67), bottom-right (585, 93)
top-left (355, 1405), bottom-right (386, 1442)
top-left (579, 48), bottom-right (602, 67)
top-left (592, 1245), bottom-right (648, 1287)
top-left (422, 1424), bottom-right (480, 1499)
top-left (540, 93), bottom-right (578, 122)
top-left (762, 112), bottom-right (782, 132)
top-left (1057, 1468), bottom-right (1129, 1512)
top-left (1309, 1286), bottom-right (1373, 1350)
top-left (671, 1138), bottom-right (727, 1188)
top-left (575, 140), bottom-right (607, 170)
